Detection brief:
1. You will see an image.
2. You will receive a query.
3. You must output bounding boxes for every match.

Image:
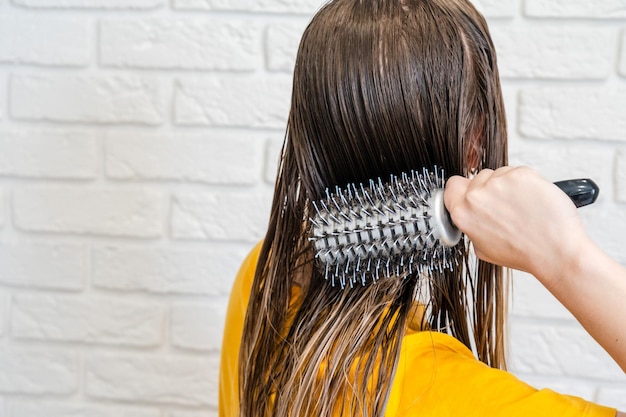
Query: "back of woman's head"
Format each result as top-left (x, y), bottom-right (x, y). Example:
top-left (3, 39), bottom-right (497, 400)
top-left (241, 1), bottom-right (508, 416)
top-left (291, 0), bottom-right (506, 197)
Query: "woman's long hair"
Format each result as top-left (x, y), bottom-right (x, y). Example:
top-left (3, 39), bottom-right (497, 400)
top-left (240, 0), bottom-right (508, 416)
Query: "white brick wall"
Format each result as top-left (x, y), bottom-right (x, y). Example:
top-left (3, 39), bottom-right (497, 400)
top-left (525, 0), bottom-right (626, 18)
top-left (0, 189), bottom-right (5, 228)
top-left (105, 131), bottom-right (264, 184)
top-left (0, 75), bottom-right (5, 120)
top-left (12, 294), bottom-right (165, 346)
top-left (616, 150), bottom-right (626, 203)
top-left (266, 22), bottom-right (308, 72)
top-left (171, 190), bottom-right (271, 241)
top-left (171, 301), bottom-right (227, 351)
top-left (100, 19), bottom-right (262, 71)
top-left (86, 353), bottom-right (220, 407)
top-left (0, 348), bottom-right (78, 395)
top-left (0, 17), bottom-right (91, 67)
top-left (0, 242), bottom-right (86, 290)
top-left (13, 0), bottom-right (164, 8)
top-left (174, 76), bottom-right (291, 127)
top-left (491, 27), bottom-right (614, 79)
top-left (0, 0), bottom-right (625, 415)
top-left (9, 401), bottom-right (160, 417)
top-left (621, 28), bottom-right (626, 76)
top-left (0, 130), bottom-right (98, 179)
top-left (14, 187), bottom-right (164, 237)
top-left (11, 75), bottom-right (165, 125)
top-left (172, 0), bottom-right (320, 14)
top-left (93, 245), bottom-right (246, 295)
top-left (0, 292), bottom-right (7, 337)
top-left (519, 87), bottom-right (626, 141)
top-left (476, 0), bottom-right (518, 17)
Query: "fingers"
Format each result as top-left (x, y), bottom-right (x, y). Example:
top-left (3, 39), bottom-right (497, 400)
top-left (443, 166), bottom-right (533, 267)
top-left (445, 166), bottom-right (529, 215)
top-left (444, 175), bottom-right (470, 211)
top-left (442, 165), bottom-right (582, 274)
top-left (489, 165), bottom-right (518, 179)
top-left (444, 168), bottom-right (498, 232)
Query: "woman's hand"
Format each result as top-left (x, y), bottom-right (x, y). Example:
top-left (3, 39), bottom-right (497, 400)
top-left (444, 166), bottom-right (590, 286)
top-left (445, 166), bottom-right (626, 373)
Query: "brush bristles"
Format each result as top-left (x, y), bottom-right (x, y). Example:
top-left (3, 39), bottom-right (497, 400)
top-left (309, 168), bottom-right (461, 288)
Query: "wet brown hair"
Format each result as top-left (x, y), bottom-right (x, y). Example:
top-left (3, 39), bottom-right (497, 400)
top-left (240, 0), bottom-right (508, 416)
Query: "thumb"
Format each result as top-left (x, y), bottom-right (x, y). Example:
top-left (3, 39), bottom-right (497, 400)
top-left (444, 175), bottom-right (469, 214)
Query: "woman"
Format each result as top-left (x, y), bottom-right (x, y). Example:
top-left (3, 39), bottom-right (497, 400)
top-left (219, 0), bottom-right (619, 415)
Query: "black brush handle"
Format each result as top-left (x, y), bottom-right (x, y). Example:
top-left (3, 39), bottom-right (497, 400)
top-left (554, 178), bottom-right (599, 208)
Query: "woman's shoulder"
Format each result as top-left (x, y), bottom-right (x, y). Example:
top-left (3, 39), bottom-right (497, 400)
top-left (402, 330), bottom-right (474, 356)
top-left (387, 331), bottom-right (615, 417)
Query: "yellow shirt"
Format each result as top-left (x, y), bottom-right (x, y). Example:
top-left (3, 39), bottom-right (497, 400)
top-left (219, 244), bottom-right (616, 417)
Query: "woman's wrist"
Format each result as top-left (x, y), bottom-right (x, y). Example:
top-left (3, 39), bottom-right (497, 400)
top-left (530, 232), bottom-right (595, 292)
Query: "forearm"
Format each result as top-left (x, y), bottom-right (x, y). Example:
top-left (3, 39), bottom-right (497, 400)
top-left (536, 240), bottom-right (626, 372)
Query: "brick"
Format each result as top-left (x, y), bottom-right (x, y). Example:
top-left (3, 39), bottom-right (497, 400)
top-left (14, 186), bottom-right (163, 238)
top-left (0, 242), bottom-right (85, 291)
top-left (0, 16), bottom-right (90, 66)
top-left (616, 150), bottom-right (626, 203)
top-left (93, 245), bottom-right (247, 295)
top-left (171, 190), bottom-right (271, 241)
top-left (13, 0), bottom-right (163, 8)
top-left (597, 385), bottom-right (626, 409)
top-left (0, 292), bottom-right (7, 337)
top-left (12, 294), bottom-right (164, 347)
top-left (173, 0), bottom-right (319, 13)
top-left (621, 29), bottom-right (626, 77)
top-left (508, 318), bottom-right (624, 380)
top-left (101, 19), bottom-right (261, 71)
top-left (0, 188), bottom-right (4, 229)
top-left (510, 271), bottom-right (571, 320)
top-left (86, 353), bottom-right (219, 406)
top-left (0, 74), bottom-right (5, 119)
top-left (525, 0), bottom-right (626, 18)
top-left (11, 75), bottom-right (164, 125)
top-left (491, 27), bottom-right (613, 79)
top-left (0, 348), bottom-right (78, 395)
top-left (171, 301), bottom-right (227, 351)
top-left (0, 129), bottom-right (98, 179)
top-left (519, 87), bottom-right (626, 141)
top-left (105, 131), bottom-right (262, 185)
top-left (473, 0), bottom-right (518, 18)
top-left (264, 137), bottom-right (282, 184)
top-left (9, 401), bottom-right (160, 417)
top-left (266, 22), bottom-right (307, 72)
top-left (174, 76), bottom-right (291, 128)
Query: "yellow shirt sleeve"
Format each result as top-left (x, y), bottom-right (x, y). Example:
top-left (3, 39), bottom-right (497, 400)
top-left (219, 244), bottom-right (617, 417)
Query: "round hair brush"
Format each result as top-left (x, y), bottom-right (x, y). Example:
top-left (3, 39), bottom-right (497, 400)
top-left (308, 168), bottom-right (599, 289)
